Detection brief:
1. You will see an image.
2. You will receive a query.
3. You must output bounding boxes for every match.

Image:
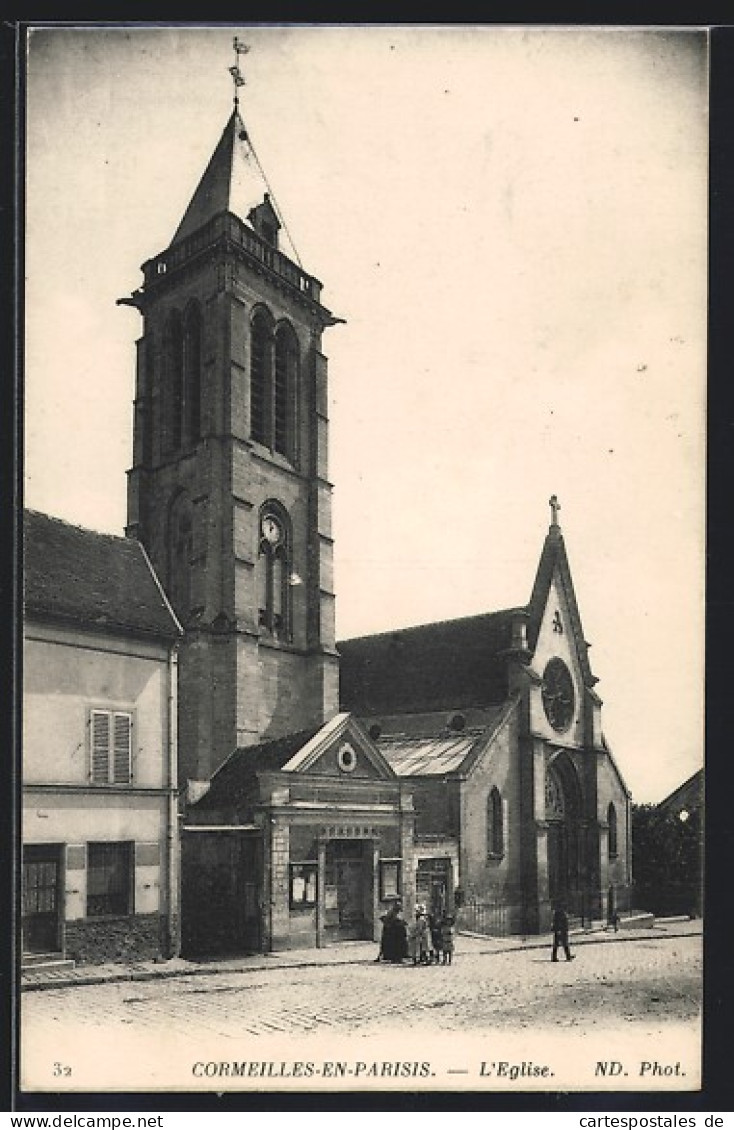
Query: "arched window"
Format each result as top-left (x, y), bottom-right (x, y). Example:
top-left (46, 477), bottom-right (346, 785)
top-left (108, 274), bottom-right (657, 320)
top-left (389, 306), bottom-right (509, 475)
top-left (487, 787), bottom-right (504, 858)
top-left (250, 310), bottom-right (271, 447)
top-left (183, 302), bottom-right (202, 442)
top-left (274, 322), bottom-right (298, 459)
top-left (257, 502), bottom-right (291, 640)
top-left (167, 491), bottom-right (193, 621)
top-left (608, 802), bottom-right (618, 858)
top-left (164, 310), bottom-right (184, 453)
top-left (249, 311), bottom-right (298, 460)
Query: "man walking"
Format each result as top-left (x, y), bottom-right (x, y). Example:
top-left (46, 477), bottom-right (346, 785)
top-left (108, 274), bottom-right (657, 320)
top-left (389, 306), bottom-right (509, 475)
top-left (551, 903), bottom-right (575, 962)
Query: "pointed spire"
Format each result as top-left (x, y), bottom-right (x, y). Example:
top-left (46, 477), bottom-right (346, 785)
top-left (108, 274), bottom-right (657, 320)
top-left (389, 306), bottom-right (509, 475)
top-left (170, 110), bottom-right (269, 247)
top-left (169, 42), bottom-right (299, 261)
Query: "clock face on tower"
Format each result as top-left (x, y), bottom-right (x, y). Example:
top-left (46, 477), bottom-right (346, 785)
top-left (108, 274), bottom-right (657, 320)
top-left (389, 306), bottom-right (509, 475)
top-left (541, 658), bottom-right (575, 732)
top-left (261, 515), bottom-right (282, 547)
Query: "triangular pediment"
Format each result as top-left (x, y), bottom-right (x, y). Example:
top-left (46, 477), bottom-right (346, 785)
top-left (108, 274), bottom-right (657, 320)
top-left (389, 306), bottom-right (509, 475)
top-left (282, 713), bottom-right (396, 780)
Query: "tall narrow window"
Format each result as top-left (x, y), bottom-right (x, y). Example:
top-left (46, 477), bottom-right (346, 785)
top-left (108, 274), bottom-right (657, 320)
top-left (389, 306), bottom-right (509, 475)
top-left (142, 336), bottom-right (154, 467)
top-left (257, 504), bottom-right (291, 640)
top-left (250, 311), bottom-right (271, 446)
top-left (164, 310), bottom-right (184, 452)
top-left (487, 787), bottom-right (504, 858)
top-left (168, 491), bottom-right (193, 621)
top-left (608, 802), bottom-right (618, 858)
top-left (183, 302), bottom-right (202, 442)
top-left (90, 710), bottom-right (132, 784)
top-left (274, 323), bottom-right (298, 458)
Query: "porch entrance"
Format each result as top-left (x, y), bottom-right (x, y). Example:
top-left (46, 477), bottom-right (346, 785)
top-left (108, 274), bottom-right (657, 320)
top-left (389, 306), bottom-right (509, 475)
top-left (22, 844), bottom-right (62, 955)
top-left (324, 840), bottom-right (370, 941)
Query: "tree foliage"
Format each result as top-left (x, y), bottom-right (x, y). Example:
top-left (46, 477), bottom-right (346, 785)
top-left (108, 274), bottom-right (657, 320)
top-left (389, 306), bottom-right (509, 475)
top-left (631, 802), bottom-right (702, 915)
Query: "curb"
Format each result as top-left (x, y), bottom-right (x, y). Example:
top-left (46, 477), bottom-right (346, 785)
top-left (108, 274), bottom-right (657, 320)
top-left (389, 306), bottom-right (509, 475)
top-left (21, 925), bottom-right (702, 993)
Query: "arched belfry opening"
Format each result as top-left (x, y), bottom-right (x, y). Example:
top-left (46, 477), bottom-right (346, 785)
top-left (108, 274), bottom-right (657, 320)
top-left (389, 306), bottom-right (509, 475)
top-left (545, 752), bottom-right (583, 914)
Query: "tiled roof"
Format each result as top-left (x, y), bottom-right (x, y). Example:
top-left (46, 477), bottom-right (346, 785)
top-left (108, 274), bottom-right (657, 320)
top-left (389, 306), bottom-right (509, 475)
top-left (191, 726), bottom-right (324, 811)
top-left (657, 769), bottom-right (704, 814)
top-left (338, 609), bottom-right (518, 715)
top-left (371, 705), bottom-right (509, 777)
top-left (24, 510), bottom-right (180, 641)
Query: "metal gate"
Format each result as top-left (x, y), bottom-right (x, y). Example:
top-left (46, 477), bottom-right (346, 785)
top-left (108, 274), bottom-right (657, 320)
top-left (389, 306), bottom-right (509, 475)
top-left (457, 892), bottom-right (510, 937)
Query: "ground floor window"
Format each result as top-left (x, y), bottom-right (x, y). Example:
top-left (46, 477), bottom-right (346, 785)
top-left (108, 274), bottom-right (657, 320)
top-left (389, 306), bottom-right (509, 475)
top-left (87, 842), bottom-right (134, 918)
top-left (290, 862), bottom-right (318, 908)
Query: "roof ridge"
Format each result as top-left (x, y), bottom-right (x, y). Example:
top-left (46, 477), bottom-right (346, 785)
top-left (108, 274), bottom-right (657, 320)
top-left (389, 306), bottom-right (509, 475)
top-left (24, 509), bottom-right (129, 543)
top-left (338, 605), bottom-right (527, 646)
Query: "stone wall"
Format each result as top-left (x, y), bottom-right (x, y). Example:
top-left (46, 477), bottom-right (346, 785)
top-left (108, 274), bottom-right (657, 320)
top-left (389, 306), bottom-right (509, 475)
top-left (65, 913), bottom-right (163, 965)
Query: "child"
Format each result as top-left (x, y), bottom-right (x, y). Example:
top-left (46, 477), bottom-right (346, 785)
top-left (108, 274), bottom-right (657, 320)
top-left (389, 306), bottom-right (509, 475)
top-left (414, 905), bottom-right (432, 965)
top-left (407, 913), bottom-right (419, 965)
top-left (428, 912), bottom-right (443, 964)
top-left (440, 914), bottom-right (455, 965)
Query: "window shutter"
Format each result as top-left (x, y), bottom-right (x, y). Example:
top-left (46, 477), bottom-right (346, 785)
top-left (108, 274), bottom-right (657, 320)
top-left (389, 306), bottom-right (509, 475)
top-left (91, 711), bottom-right (110, 783)
top-left (112, 713), bottom-right (132, 783)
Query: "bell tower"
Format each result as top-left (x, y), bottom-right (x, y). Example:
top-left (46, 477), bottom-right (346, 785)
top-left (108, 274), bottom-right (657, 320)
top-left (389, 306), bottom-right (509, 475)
top-left (122, 60), bottom-right (341, 788)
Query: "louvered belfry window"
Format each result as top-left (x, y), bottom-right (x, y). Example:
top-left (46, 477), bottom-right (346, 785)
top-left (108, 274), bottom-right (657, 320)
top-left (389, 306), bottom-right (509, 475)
top-left (250, 312), bottom-right (298, 459)
top-left (90, 710), bottom-right (132, 784)
top-left (250, 313), bottom-right (269, 446)
top-left (274, 325), bottom-right (297, 458)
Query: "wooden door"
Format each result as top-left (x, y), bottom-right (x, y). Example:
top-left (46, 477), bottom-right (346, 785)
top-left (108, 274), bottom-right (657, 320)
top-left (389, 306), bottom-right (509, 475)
top-left (23, 845), bottom-right (61, 954)
top-left (336, 858), bottom-right (363, 937)
top-left (326, 841), bottom-right (367, 940)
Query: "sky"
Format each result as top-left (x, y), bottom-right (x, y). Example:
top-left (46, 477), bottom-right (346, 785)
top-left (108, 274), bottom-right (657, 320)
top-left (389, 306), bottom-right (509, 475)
top-left (24, 25), bottom-right (708, 803)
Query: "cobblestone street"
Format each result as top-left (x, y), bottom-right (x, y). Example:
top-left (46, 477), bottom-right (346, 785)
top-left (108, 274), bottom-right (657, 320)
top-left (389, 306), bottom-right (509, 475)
top-left (21, 928), bottom-right (702, 1093)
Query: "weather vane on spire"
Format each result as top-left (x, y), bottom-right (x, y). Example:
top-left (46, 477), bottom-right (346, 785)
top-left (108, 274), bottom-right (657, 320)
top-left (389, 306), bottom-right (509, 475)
top-left (229, 37), bottom-right (250, 109)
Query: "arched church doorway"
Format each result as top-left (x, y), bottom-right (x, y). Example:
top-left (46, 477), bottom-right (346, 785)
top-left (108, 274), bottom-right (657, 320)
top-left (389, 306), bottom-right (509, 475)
top-left (545, 755), bottom-right (582, 915)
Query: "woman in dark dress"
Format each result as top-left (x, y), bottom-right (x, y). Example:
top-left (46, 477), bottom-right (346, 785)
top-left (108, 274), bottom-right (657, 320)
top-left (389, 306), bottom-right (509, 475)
top-left (378, 901), bottom-right (408, 962)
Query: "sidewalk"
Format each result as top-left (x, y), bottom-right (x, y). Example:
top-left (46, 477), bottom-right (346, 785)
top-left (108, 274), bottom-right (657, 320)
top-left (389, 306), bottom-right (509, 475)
top-left (21, 916), bottom-right (701, 993)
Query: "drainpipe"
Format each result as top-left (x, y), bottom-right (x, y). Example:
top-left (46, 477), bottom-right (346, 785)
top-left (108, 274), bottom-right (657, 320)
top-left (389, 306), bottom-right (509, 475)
top-left (167, 641), bottom-right (181, 958)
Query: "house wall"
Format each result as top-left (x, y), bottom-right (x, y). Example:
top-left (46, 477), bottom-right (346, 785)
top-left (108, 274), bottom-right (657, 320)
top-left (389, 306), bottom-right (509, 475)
top-left (22, 621), bottom-right (176, 964)
top-left (24, 623), bottom-right (170, 788)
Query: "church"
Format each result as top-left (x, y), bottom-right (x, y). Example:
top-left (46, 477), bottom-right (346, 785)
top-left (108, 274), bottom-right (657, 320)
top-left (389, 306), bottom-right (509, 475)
top-left (114, 72), bottom-right (630, 954)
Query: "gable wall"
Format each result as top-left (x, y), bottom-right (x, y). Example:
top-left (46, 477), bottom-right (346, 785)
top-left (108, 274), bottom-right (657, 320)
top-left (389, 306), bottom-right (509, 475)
top-left (530, 570), bottom-right (586, 747)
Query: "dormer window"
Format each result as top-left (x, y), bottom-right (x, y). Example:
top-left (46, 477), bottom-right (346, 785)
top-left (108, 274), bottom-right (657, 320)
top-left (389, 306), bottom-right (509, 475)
top-left (248, 194), bottom-right (281, 250)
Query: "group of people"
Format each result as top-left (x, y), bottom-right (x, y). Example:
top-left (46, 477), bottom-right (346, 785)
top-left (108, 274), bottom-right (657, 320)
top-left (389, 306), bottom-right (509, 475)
top-left (377, 901), bottom-right (455, 966)
top-left (378, 901), bottom-right (575, 965)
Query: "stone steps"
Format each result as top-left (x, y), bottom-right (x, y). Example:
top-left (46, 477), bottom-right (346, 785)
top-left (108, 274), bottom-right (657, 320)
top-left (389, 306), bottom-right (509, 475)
top-left (22, 953), bottom-right (75, 972)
